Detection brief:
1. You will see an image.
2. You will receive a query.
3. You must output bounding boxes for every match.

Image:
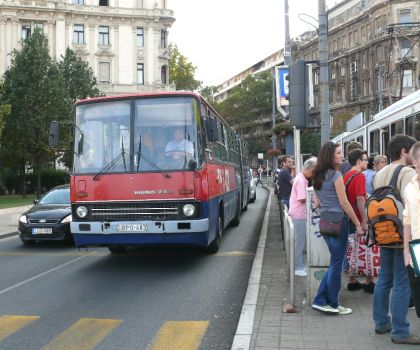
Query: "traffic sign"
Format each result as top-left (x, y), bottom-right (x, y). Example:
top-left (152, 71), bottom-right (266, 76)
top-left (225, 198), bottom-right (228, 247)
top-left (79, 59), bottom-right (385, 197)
top-left (275, 66), bottom-right (289, 112)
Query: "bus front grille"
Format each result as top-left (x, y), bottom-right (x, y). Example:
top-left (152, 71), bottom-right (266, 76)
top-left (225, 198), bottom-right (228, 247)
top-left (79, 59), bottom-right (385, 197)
top-left (84, 202), bottom-right (190, 221)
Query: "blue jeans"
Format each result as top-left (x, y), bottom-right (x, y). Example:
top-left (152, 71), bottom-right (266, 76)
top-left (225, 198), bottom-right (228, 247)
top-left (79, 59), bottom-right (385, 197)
top-left (373, 248), bottom-right (411, 339)
top-left (313, 219), bottom-right (349, 308)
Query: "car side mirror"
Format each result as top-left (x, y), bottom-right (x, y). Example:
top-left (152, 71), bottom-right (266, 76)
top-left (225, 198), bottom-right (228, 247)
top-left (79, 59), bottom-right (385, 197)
top-left (188, 159), bottom-right (197, 170)
top-left (77, 133), bottom-right (84, 156)
top-left (205, 118), bottom-right (219, 142)
top-left (49, 121), bottom-right (59, 147)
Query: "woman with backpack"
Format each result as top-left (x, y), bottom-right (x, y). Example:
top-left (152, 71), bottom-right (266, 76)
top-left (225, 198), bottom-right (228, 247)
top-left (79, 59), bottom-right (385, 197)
top-left (311, 141), bottom-right (363, 315)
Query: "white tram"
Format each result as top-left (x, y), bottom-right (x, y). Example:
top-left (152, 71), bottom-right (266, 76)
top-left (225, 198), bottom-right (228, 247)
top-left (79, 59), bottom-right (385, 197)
top-left (331, 89), bottom-right (420, 158)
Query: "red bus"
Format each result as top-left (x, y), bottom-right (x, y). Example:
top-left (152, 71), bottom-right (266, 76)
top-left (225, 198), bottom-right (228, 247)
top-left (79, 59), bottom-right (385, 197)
top-left (51, 92), bottom-right (251, 253)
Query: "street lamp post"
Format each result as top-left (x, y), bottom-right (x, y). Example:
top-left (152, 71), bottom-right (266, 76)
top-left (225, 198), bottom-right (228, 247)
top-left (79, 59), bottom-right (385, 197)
top-left (272, 67), bottom-right (278, 172)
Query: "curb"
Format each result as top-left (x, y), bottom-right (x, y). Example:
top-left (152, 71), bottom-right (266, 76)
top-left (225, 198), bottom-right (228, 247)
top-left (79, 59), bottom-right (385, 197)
top-left (231, 188), bottom-right (272, 350)
top-left (0, 232), bottom-right (18, 240)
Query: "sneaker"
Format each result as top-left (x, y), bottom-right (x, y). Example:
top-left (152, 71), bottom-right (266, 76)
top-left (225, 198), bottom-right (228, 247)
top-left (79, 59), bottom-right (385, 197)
top-left (312, 304), bottom-right (339, 314)
top-left (295, 269), bottom-right (308, 277)
top-left (391, 335), bottom-right (420, 344)
top-left (363, 282), bottom-right (375, 294)
top-left (347, 281), bottom-right (363, 291)
top-left (375, 325), bottom-right (392, 334)
top-left (337, 305), bottom-right (352, 315)
top-left (409, 297), bottom-right (415, 310)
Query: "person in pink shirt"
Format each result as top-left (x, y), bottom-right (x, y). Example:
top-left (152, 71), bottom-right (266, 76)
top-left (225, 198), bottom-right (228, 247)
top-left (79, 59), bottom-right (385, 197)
top-left (289, 157), bottom-right (317, 277)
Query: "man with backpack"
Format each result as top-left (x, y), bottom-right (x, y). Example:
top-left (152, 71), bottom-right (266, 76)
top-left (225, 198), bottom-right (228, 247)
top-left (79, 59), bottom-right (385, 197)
top-left (370, 134), bottom-right (419, 344)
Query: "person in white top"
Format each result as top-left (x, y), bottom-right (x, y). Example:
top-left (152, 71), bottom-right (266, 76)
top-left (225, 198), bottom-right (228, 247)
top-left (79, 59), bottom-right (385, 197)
top-left (164, 127), bottom-right (194, 160)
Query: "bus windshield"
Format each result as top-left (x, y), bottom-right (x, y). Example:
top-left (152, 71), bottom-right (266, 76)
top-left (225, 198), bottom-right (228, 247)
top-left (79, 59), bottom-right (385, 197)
top-left (73, 96), bottom-right (199, 174)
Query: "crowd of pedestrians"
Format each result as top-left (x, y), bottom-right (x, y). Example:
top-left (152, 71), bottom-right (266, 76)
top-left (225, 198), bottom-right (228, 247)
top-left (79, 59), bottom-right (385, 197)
top-left (273, 134), bottom-right (420, 345)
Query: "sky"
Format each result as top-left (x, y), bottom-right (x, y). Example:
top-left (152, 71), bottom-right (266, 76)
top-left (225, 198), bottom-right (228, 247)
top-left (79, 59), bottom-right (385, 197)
top-left (167, 0), bottom-right (340, 87)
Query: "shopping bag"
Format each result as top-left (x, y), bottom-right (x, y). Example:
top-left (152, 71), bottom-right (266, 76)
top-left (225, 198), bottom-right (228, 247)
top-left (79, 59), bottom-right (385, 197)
top-left (346, 235), bottom-right (381, 277)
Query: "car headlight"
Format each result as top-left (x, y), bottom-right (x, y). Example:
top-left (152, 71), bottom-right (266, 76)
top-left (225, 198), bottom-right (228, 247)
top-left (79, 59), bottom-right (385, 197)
top-left (19, 215), bottom-right (27, 224)
top-left (76, 206), bottom-right (88, 218)
top-left (182, 204), bottom-right (196, 217)
top-left (61, 214), bottom-right (72, 223)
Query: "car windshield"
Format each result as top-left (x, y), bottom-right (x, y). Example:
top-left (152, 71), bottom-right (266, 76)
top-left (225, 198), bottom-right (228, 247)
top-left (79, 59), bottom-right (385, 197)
top-left (39, 188), bottom-right (70, 205)
top-left (73, 97), bottom-right (200, 174)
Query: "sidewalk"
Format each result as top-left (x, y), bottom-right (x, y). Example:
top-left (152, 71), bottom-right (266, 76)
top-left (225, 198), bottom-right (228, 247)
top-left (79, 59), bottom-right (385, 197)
top-left (248, 190), bottom-right (420, 350)
top-left (0, 205), bottom-right (31, 238)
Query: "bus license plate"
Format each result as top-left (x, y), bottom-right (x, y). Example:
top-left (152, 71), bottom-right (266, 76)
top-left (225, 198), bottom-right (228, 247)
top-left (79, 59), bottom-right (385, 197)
top-left (32, 228), bottom-right (53, 235)
top-left (116, 224), bottom-right (148, 232)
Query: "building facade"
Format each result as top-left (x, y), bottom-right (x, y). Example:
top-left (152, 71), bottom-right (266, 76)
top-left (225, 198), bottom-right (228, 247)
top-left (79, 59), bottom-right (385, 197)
top-left (0, 0), bottom-right (175, 94)
top-left (292, 0), bottom-right (420, 134)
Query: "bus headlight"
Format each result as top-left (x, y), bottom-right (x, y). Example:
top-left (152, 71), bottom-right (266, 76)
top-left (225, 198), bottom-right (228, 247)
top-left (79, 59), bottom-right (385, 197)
top-left (19, 215), bottom-right (27, 224)
top-left (182, 204), bottom-right (195, 217)
top-left (76, 206), bottom-right (88, 218)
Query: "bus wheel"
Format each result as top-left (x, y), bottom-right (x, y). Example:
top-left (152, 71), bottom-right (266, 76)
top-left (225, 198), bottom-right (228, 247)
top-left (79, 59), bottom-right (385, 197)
top-left (231, 198), bottom-right (241, 226)
top-left (108, 246), bottom-right (128, 254)
top-left (206, 216), bottom-right (223, 254)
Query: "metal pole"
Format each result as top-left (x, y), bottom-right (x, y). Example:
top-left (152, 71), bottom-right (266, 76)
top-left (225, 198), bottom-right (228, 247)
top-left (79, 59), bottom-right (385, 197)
top-left (318, 0), bottom-right (330, 144)
top-left (377, 65), bottom-right (384, 112)
top-left (289, 216), bottom-right (295, 307)
top-left (284, 0), bottom-right (291, 67)
top-left (272, 68), bottom-right (277, 172)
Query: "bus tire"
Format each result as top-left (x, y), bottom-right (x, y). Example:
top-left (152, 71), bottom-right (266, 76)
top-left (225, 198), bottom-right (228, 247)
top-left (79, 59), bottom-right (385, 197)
top-left (231, 198), bottom-right (241, 226)
top-left (108, 246), bottom-right (128, 254)
top-left (206, 215), bottom-right (223, 254)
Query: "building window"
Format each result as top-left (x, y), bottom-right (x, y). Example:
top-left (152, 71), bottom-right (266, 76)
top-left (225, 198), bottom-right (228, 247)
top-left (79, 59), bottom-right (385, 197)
top-left (99, 62), bottom-right (110, 83)
top-left (161, 30), bottom-right (167, 48)
top-left (73, 0), bottom-right (85, 4)
top-left (400, 9), bottom-right (411, 23)
top-left (99, 0), bottom-right (108, 6)
top-left (161, 65), bottom-right (167, 84)
top-left (73, 24), bottom-right (85, 44)
top-left (21, 22), bottom-right (31, 40)
top-left (400, 39), bottom-right (411, 58)
top-left (98, 26), bottom-right (109, 46)
top-left (137, 63), bottom-right (144, 84)
top-left (340, 64), bottom-right (346, 76)
top-left (314, 72), bottom-right (319, 85)
top-left (331, 69), bottom-right (336, 80)
top-left (403, 70), bottom-right (413, 87)
top-left (136, 27), bottom-right (144, 47)
top-left (34, 22), bottom-right (43, 32)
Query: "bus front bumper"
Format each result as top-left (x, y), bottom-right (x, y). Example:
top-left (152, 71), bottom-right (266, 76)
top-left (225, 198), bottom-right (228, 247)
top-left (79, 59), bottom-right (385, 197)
top-left (70, 218), bottom-right (210, 248)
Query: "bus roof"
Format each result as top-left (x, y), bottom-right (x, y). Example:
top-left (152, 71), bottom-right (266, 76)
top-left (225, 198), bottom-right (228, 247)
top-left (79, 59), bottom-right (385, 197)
top-left (75, 91), bottom-right (202, 105)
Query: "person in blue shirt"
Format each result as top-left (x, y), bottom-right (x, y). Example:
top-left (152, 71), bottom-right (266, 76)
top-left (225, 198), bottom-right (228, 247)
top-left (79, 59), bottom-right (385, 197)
top-left (165, 127), bottom-right (194, 160)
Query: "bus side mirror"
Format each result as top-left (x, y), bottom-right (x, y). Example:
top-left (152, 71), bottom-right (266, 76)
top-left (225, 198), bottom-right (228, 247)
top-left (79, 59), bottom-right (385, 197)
top-left (49, 121), bottom-right (59, 147)
top-left (205, 118), bottom-right (219, 142)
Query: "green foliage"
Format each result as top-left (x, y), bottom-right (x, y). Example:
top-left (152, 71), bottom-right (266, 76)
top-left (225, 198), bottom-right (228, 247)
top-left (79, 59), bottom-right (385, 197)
top-left (59, 48), bottom-right (102, 101)
top-left (200, 86), bottom-right (216, 102)
top-left (2, 168), bottom-right (69, 195)
top-left (300, 129), bottom-right (321, 156)
top-left (273, 122), bottom-right (294, 135)
top-left (169, 44), bottom-right (202, 91)
top-left (216, 71), bottom-right (274, 156)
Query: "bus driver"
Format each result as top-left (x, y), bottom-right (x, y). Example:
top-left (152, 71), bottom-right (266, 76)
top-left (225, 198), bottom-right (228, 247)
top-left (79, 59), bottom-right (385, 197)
top-left (164, 127), bottom-right (194, 160)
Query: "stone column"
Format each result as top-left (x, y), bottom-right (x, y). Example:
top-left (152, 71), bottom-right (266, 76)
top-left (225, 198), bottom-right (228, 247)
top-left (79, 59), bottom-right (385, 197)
top-left (0, 18), bottom-right (7, 74)
top-left (88, 24), bottom-right (96, 71)
top-left (56, 18), bottom-right (66, 58)
top-left (5, 19), bottom-right (11, 68)
top-left (11, 17), bottom-right (18, 53)
top-left (113, 25), bottom-right (119, 84)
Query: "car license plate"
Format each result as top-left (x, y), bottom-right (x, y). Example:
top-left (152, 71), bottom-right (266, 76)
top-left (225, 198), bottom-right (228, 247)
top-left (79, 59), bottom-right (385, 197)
top-left (32, 228), bottom-right (53, 235)
top-left (116, 224), bottom-right (148, 232)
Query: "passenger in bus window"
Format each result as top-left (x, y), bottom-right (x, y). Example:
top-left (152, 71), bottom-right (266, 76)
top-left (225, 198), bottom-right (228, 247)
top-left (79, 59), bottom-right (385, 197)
top-left (165, 127), bottom-right (194, 160)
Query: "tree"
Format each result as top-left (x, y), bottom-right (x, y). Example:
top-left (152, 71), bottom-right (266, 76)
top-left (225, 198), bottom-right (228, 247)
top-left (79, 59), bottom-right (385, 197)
top-left (216, 71), bottom-right (274, 157)
top-left (58, 48), bottom-right (103, 167)
top-left (200, 86), bottom-right (216, 102)
top-left (59, 48), bottom-right (102, 101)
top-left (168, 44), bottom-right (202, 91)
top-left (0, 30), bottom-right (71, 196)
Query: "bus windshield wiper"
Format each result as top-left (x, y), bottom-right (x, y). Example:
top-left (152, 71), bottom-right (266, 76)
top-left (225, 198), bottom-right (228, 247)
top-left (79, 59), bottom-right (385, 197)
top-left (135, 135), bottom-right (171, 178)
top-left (93, 137), bottom-right (127, 181)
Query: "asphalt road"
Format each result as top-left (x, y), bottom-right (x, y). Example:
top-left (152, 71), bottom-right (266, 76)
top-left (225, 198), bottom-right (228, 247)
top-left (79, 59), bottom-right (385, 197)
top-left (0, 187), bottom-right (268, 350)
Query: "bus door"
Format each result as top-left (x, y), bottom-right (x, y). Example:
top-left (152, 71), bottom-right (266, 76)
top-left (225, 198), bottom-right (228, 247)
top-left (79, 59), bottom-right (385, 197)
top-left (380, 127), bottom-right (389, 157)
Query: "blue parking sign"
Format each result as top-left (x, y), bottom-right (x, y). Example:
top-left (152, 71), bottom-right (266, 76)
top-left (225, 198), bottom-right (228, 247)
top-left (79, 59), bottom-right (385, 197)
top-left (276, 66), bottom-right (289, 107)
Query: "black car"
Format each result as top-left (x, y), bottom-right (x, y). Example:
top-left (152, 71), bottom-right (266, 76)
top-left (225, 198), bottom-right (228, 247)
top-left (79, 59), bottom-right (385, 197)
top-left (18, 185), bottom-right (72, 245)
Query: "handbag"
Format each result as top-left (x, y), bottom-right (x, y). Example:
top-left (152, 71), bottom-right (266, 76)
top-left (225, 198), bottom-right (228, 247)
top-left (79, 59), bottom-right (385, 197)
top-left (319, 211), bottom-right (344, 236)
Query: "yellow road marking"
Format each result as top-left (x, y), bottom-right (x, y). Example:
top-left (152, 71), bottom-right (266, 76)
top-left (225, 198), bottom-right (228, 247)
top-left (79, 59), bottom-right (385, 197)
top-left (42, 318), bottom-right (122, 350)
top-left (214, 251), bottom-right (253, 257)
top-left (0, 315), bottom-right (39, 341)
top-left (148, 321), bottom-right (209, 350)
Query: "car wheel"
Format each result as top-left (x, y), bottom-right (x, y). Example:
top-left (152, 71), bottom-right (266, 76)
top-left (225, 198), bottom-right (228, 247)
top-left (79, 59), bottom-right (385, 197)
top-left (205, 216), bottom-right (223, 254)
top-left (20, 236), bottom-right (36, 245)
top-left (108, 246), bottom-right (128, 254)
top-left (250, 193), bottom-right (256, 203)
